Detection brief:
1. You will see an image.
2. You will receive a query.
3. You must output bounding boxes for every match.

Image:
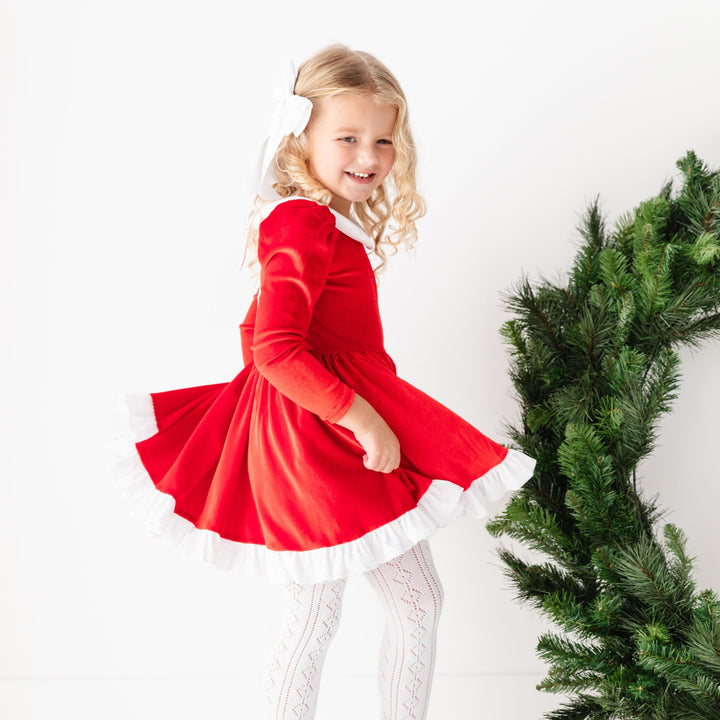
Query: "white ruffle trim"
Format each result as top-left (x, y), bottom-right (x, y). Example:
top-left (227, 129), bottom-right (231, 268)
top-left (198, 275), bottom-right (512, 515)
top-left (460, 447), bottom-right (536, 519)
top-left (107, 394), bottom-right (536, 584)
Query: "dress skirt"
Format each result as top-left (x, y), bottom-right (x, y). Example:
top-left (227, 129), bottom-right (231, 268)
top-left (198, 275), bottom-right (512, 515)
top-left (108, 198), bottom-right (536, 584)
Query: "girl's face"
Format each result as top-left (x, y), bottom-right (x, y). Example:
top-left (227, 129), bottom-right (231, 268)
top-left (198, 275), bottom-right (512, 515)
top-left (305, 93), bottom-right (397, 218)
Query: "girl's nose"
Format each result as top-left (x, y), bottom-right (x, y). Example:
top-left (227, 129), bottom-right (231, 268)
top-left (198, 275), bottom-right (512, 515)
top-left (356, 143), bottom-right (380, 169)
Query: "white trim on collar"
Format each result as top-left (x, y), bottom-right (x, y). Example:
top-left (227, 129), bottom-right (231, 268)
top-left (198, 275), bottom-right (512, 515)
top-left (259, 196), bottom-right (374, 250)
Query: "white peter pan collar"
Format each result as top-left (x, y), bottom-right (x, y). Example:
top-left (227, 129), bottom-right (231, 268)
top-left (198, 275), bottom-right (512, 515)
top-left (259, 196), bottom-right (374, 250)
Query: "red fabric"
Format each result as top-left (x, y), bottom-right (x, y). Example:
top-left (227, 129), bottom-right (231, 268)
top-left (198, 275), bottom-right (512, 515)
top-left (251, 202), bottom-right (356, 422)
top-left (135, 199), bottom-right (510, 553)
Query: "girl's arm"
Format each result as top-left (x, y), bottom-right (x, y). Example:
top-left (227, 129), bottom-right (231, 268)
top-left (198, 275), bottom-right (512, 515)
top-left (251, 200), bottom-right (356, 423)
top-left (252, 200), bottom-right (400, 472)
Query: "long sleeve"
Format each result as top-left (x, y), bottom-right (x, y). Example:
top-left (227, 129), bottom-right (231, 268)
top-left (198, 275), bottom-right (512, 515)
top-left (251, 200), bottom-right (356, 423)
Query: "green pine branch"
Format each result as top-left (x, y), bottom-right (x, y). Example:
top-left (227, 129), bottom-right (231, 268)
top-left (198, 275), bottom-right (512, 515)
top-left (492, 151), bottom-right (720, 719)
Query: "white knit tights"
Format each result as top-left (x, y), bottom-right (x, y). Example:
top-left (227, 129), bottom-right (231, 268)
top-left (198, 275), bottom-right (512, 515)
top-left (263, 539), bottom-right (444, 720)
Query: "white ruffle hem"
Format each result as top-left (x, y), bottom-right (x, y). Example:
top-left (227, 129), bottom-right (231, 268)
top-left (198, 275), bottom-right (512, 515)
top-left (107, 394), bottom-right (536, 584)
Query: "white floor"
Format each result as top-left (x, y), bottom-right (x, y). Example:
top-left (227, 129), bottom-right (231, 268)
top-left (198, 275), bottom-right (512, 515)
top-left (0, 673), bottom-right (561, 719)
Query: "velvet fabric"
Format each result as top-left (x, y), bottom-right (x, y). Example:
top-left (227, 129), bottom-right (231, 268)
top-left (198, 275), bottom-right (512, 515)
top-left (115, 198), bottom-right (536, 582)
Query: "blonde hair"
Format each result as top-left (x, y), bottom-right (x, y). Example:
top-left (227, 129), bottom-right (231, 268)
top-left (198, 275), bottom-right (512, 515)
top-left (245, 44), bottom-right (426, 279)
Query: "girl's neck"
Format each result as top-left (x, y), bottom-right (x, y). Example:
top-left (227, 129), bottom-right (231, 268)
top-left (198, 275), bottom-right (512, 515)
top-left (328, 196), bottom-right (352, 220)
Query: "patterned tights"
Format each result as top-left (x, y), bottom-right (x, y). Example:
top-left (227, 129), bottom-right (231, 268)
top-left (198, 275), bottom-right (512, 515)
top-left (263, 539), bottom-right (444, 720)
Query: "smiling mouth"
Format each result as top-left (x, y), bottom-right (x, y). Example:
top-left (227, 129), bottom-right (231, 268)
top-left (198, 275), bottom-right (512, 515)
top-left (346, 171), bottom-right (375, 182)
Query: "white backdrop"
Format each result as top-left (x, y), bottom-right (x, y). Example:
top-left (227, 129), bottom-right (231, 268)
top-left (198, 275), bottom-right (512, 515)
top-left (3, 1), bottom-right (720, 718)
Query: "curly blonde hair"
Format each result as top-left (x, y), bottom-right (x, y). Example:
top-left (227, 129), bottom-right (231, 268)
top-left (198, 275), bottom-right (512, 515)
top-left (244, 44), bottom-right (426, 279)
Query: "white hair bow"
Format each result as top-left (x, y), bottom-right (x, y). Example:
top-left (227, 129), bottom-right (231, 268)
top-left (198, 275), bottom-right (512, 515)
top-left (255, 62), bottom-right (313, 200)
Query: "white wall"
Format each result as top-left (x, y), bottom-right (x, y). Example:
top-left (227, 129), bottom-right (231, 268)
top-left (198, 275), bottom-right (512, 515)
top-left (2, 1), bottom-right (720, 718)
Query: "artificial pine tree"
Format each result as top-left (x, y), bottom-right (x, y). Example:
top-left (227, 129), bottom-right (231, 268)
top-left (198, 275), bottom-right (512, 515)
top-left (487, 151), bottom-right (720, 719)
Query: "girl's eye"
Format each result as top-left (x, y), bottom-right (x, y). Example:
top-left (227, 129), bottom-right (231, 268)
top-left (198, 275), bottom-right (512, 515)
top-left (337, 137), bottom-right (393, 145)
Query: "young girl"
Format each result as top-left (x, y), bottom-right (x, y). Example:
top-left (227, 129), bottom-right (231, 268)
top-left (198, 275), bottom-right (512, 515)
top-left (112, 44), bottom-right (535, 720)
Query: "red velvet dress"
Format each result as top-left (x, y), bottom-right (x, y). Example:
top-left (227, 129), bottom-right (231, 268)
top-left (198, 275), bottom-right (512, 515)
top-left (110, 197), bottom-right (535, 583)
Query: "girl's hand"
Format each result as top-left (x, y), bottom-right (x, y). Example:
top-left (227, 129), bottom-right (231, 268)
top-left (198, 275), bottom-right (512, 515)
top-left (334, 394), bottom-right (401, 473)
top-left (353, 419), bottom-right (401, 473)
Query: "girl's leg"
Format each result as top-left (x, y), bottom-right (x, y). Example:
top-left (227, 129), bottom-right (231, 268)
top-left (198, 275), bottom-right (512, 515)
top-left (263, 575), bottom-right (347, 720)
top-left (363, 539), bottom-right (444, 720)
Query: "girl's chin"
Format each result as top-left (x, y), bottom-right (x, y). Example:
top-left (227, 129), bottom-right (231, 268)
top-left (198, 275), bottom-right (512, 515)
top-left (341, 184), bottom-right (376, 203)
top-left (328, 178), bottom-right (382, 209)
